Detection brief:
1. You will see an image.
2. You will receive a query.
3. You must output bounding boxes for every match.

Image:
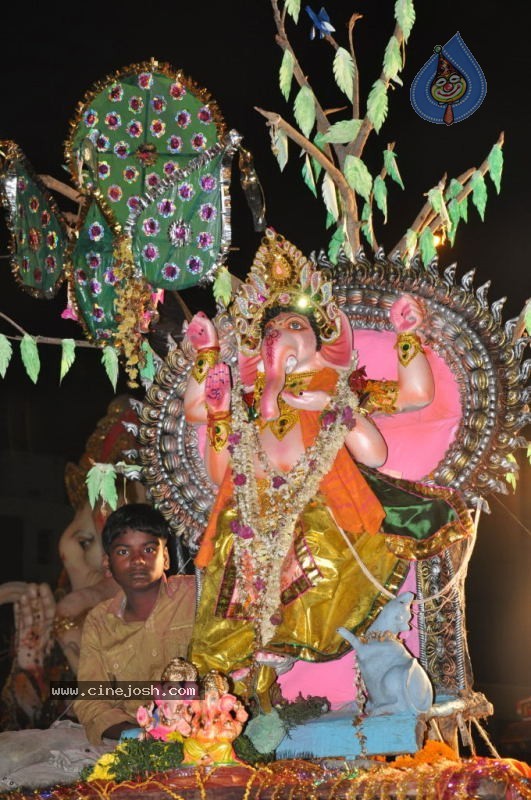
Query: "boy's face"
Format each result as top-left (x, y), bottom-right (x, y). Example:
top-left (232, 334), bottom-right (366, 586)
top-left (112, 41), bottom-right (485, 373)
top-left (103, 528), bottom-right (169, 593)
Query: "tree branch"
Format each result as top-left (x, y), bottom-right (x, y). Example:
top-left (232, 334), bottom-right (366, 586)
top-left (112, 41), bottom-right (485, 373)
top-left (38, 175), bottom-right (84, 204)
top-left (348, 13), bottom-right (363, 120)
top-left (0, 311), bottom-right (96, 348)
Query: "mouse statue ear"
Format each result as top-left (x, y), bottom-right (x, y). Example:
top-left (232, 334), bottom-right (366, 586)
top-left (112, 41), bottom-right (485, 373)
top-left (319, 310), bottom-right (354, 369)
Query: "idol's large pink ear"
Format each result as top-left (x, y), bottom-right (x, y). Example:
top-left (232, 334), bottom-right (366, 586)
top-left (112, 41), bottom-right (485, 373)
top-left (238, 352), bottom-right (262, 387)
top-left (319, 310), bottom-right (354, 368)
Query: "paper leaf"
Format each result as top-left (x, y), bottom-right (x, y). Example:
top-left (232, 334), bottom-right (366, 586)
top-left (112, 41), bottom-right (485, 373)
top-left (101, 345), bottom-right (119, 390)
top-left (394, 0), bottom-right (415, 42)
top-left (20, 334), bottom-right (40, 384)
top-left (139, 340), bottom-right (156, 384)
top-left (447, 199), bottom-right (461, 246)
top-left (333, 47), bottom-right (354, 101)
top-left (322, 172), bottom-right (339, 221)
top-left (344, 154), bottom-right (373, 202)
top-left (59, 338), bottom-right (76, 384)
top-left (325, 211), bottom-right (336, 229)
top-left (323, 119), bottom-right (362, 144)
top-left (279, 49), bottom-right (295, 101)
top-left (383, 35), bottom-right (402, 81)
top-left (294, 86), bottom-right (316, 138)
top-left (213, 266), bottom-right (232, 307)
top-left (445, 178), bottom-right (463, 201)
top-left (361, 202), bottom-right (376, 250)
top-left (302, 154), bottom-right (318, 197)
top-left (405, 228), bottom-right (418, 260)
top-left (458, 194), bottom-right (469, 222)
top-left (470, 170), bottom-right (488, 221)
top-left (419, 228), bottom-right (436, 265)
top-left (285, 0), bottom-right (301, 23)
top-left (367, 79), bottom-right (388, 133)
top-left (373, 175), bottom-right (388, 223)
top-left (328, 226), bottom-right (345, 264)
top-left (0, 334), bottom-right (13, 379)
top-left (271, 126), bottom-right (289, 171)
top-left (487, 142), bottom-right (504, 194)
top-left (383, 149), bottom-right (404, 189)
top-left (86, 464), bottom-right (118, 510)
top-left (427, 186), bottom-right (450, 228)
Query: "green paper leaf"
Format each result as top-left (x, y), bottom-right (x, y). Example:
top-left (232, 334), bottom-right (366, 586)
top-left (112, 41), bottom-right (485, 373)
top-left (279, 49), bottom-right (295, 101)
top-left (344, 154), bottom-right (373, 202)
top-left (333, 47), bottom-right (354, 101)
top-left (447, 199), bottom-right (461, 246)
top-left (427, 185), bottom-right (450, 228)
top-left (405, 228), bottom-right (418, 260)
top-left (302, 154), bottom-right (318, 197)
top-left (0, 334), bottom-right (13, 379)
top-left (213, 266), bottom-right (232, 307)
top-left (373, 176), bottom-right (388, 223)
top-left (383, 149), bottom-right (404, 189)
top-left (383, 35), bottom-right (402, 81)
top-left (60, 338), bottom-right (76, 384)
top-left (86, 463), bottom-right (118, 510)
top-left (294, 86), bottom-right (316, 138)
top-left (271, 126), bottom-right (289, 171)
top-left (325, 211), bottom-right (336, 230)
top-left (323, 119), bottom-right (362, 144)
top-left (445, 178), bottom-right (463, 201)
top-left (284, 0), bottom-right (301, 23)
top-left (361, 202), bottom-right (376, 250)
top-left (139, 340), bottom-right (156, 384)
top-left (20, 334), bottom-right (40, 384)
top-left (458, 194), bottom-right (468, 222)
top-left (328, 226), bottom-right (345, 264)
top-left (394, 0), bottom-right (415, 42)
top-left (311, 133), bottom-right (325, 182)
top-left (367, 80), bottom-right (388, 133)
top-left (419, 227), bottom-right (436, 265)
top-left (322, 172), bottom-right (339, 222)
top-left (470, 170), bottom-right (488, 221)
top-left (487, 142), bottom-right (504, 194)
top-left (101, 345), bottom-right (119, 391)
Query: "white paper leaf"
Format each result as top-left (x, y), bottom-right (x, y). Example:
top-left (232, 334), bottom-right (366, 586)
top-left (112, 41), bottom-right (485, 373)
top-left (271, 126), bottom-right (289, 172)
top-left (302, 154), bottom-right (317, 197)
top-left (427, 186), bottom-right (450, 228)
top-left (344, 154), bottom-right (373, 202)
top-left (101, 345), bottom-right (119, 391)
top-left (20, 334), bottom-right (40, 384)
top-left (294, 85), bottom-right (316, 138)
top-left (0, 334), bottom-right (13, 379)
top-left (322, 172), bottom-right (339, 221)
top-left (323, 119), bottom-right (362, 144)
top-left (367, 79), bottom-right (388, 133)
top-left (333, 47), bottom-right (354, 101)
top-left (60, 339), bottom-right (76, 384)
top-left (405, 228), bottom-right (418, 260)
top-left (285, 0), bottom-right (301, 23)
top-left (279, 49), bottom-right (295, 101)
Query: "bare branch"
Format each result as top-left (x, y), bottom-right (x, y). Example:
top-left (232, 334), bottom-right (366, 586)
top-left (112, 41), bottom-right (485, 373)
top-left (0, 311), bottom-right (96, 348)
top-left (38, 174), bottom-right (83, 204)
top-left (255, 107), bottom-right (360, 250)
top-left (348, 13), bottom-right (363, 120)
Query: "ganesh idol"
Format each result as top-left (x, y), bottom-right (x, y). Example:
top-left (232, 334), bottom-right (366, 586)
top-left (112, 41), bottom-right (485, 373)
top-left (184, 229), bottom-right (473, 707)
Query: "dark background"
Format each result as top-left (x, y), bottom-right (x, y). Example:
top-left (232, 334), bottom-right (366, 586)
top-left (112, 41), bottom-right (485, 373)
top-left (0, 0), bottom-right (529, 753)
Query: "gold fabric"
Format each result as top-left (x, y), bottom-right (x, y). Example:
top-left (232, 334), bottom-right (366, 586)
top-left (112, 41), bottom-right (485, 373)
top-left (191, 497), bottom-right (408, 676)
top-left (74, 575), bottom-right (196, 744)
top-left (364, 380), bottom-right (399, 415)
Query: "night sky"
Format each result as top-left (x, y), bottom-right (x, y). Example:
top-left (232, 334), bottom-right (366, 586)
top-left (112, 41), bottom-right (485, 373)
top-left (0, 0), bottom-right (530, 744)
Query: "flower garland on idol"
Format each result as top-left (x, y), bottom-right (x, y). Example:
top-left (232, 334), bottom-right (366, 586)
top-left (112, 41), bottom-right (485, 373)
top-left (227, 362), bottom-right (360, 648)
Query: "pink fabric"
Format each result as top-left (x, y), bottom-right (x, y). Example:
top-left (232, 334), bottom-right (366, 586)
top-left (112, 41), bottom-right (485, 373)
top-left (278, 569), bottom-right (419, 708)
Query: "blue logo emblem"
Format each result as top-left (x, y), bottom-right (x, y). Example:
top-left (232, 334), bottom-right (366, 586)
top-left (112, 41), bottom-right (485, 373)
top-left (410, 32), bottom-right (487, 125)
